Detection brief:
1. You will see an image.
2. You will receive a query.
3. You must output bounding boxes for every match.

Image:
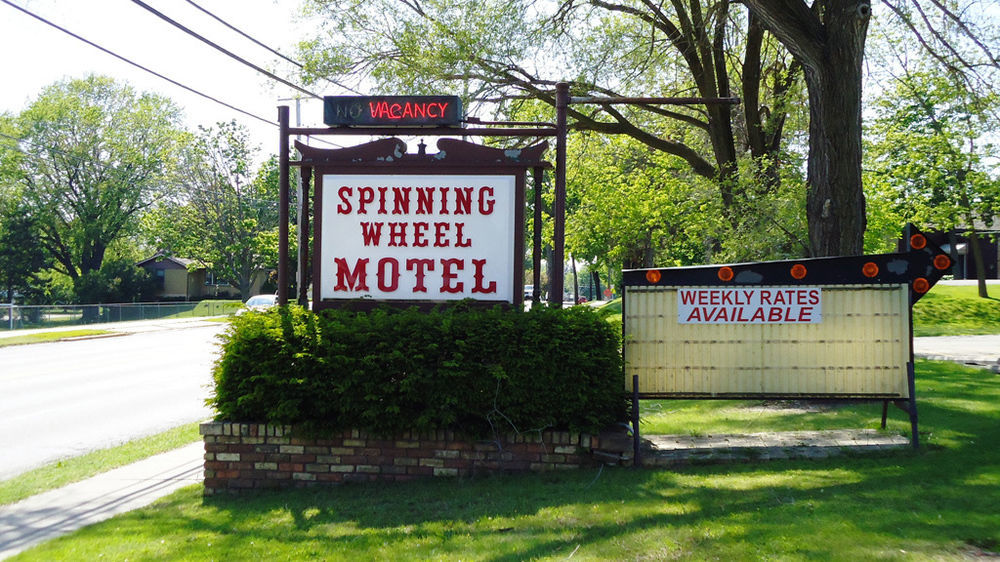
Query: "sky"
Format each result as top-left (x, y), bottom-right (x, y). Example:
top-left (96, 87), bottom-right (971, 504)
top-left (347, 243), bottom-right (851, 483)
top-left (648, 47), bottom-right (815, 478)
top-left (0, 0), bottom-right (339, 159)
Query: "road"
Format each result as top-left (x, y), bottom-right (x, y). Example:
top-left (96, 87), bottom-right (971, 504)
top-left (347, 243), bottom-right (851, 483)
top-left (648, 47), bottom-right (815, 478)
top-left (0, 324), bottom-right (225, 480)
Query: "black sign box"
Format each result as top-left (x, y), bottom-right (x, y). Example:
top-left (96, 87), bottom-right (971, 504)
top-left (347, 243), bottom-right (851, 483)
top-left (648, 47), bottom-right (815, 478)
top-left (323, 95), bottom-right (463, 127)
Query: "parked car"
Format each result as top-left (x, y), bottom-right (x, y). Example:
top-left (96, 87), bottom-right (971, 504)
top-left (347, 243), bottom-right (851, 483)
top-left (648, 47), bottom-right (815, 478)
top-left (236, 294), bottom-right (277, 315)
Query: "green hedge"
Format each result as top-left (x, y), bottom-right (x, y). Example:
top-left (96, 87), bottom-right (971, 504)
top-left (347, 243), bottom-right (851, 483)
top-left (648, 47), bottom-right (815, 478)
top-left (210, 304), bottom-right (628, 436)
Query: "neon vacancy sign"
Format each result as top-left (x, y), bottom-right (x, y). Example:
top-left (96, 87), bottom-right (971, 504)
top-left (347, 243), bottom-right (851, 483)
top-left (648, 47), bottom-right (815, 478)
top-left (323, 95), bottom-right (463, 127)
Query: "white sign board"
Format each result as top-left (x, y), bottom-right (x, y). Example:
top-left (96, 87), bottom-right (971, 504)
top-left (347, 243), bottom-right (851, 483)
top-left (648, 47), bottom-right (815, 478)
top-left (319, 174), bottom-right (516, 302)
top-left (677, 287), bottom-right (822, 324)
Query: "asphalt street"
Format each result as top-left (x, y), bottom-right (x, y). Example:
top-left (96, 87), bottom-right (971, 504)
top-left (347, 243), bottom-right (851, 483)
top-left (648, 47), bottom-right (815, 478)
top-left (0, 322), bottom-right (225, 480)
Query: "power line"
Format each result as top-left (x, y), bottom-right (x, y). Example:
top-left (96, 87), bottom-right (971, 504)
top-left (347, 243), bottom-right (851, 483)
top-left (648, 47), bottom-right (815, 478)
top-left (182, 0), bottom-right (363, 95)
top-left (2, 2), bottom-right (354, 151)
top-left (0, 0), bottom-right (276, 128)
top-left (130, 0), bottom-right (322, 100)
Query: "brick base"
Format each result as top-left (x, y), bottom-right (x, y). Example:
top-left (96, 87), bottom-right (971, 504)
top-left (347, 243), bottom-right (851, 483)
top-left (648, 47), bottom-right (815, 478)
top-left (200, 423), bottom-right (626, 494)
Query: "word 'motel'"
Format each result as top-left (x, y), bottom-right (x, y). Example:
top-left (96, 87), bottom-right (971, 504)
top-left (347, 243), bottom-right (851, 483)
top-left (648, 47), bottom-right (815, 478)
top-left (331, 184), bottom-right (499, 295)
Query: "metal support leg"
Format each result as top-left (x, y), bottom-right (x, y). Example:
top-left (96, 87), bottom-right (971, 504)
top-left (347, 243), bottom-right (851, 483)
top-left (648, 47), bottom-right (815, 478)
top-left (631, 375), bottom-right (641, 468)
top-left (880, 400), bottom-right (889, 429)
top-left (907, 361), bottom-right (919, 450)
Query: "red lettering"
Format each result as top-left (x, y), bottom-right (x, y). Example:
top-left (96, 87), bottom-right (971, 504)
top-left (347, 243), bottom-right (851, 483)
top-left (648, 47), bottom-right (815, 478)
top-left (478, 186), bottom-right (495, 215)
top-left (439, 188), bottom-right (450, 214)
top-left (377, 258), bottom-right (400, 291)
top-left (809, 289), bottom-right (821, 305)
top-left (454, 187), bottom-right (473, 215)
top-left (760, 290), bottom-right (772, 305)
top-left (358, 187), bottom-right (375, 214)
top-left (416, 187), bottom-right (435, 214)
top-left (440, 258), bottom-right (463, 293)
top-left (359, 222), bottom-right (383, 246)
top-left (680, 290), bottom-right (697, 305)
top-left (406, 258), bottom-right (434, 292)
top-left (337, 186), bottom-right (353, 214)
top-left (721, 291), bottom-right (733, 305)
top-left (412, 222), bottom-right (429, 247)
top-left (392, 187), bottom-right (411, 214)
top-left (377, 187), bottom-right (388, 214)
top-left (390, 103), bottom-right (402, 118)
top-left (387, 222), bottom-right (408, 247)
top-left (750, 307), bottom-right (765, 322)
top-left (471, 259), bottom-right (496, 294)
top-left (685, 307), bottom-right (702, 322)
top-left (767, 308), bottom-right (784, 322)
top-left (334, 258), bottom-right (369, 291)
top-left (798, 306), bottom-right (814, 322)
top-left (454, 223), bottom-right (471, 248)
top-left (434, 222), bottom-right (450, 247)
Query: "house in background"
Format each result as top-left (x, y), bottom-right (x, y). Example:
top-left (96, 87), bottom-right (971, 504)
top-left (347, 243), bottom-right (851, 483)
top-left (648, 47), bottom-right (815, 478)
top-left (137, 253), bottom-right (266, 300)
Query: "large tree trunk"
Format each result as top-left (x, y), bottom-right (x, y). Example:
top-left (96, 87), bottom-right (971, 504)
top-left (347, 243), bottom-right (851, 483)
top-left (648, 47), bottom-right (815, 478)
top-left (743, 0), bottom-right (870, 257)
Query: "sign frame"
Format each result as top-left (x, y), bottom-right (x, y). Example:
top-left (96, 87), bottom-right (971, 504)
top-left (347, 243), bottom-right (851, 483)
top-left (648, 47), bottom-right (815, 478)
top-left (621, 226), bottom-right (952, 450)
top-left (324, 95), bottom-right (463, 128)
top-left (302, 138), bottom-right (547, 311)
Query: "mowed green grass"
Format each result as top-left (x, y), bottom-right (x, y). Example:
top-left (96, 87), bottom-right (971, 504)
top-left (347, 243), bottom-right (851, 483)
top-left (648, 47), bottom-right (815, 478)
top-left (0, 329), bottom-right (112, 347)
top-left (14, 360), bottom-right (1000, 561)
top-left (912, 283), bottom-right (1000, 336)
top-left (0, 423), bottom-right (202, 506)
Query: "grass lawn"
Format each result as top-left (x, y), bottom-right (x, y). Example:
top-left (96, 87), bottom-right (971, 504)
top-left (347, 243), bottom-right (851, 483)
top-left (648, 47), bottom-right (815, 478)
top-left (912, 283), bottom-right (1000, 336)
top-left (13, 360), bottom-right (999, 561)
top-left (0, 329), bottom-right (112, 348)
top-left (0, 423), bottom-right (202, 506)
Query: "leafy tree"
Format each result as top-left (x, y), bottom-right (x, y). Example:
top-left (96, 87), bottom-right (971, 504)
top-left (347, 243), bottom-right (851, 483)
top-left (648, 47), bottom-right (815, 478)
top-left (0, 75), bottom-right (184, 303)
top-left (298, 0), bottom-right (807, 254)
top-left (0, 190), bottom-right (48, 303)
top-left (566, 134), bottom-right (719, 271)
top-left (865, 70), bottom-right (1000, 297)
top-left (144, 122), bottom-right (283, 301)
top-left (297, 0), bottom-right (1000, 258)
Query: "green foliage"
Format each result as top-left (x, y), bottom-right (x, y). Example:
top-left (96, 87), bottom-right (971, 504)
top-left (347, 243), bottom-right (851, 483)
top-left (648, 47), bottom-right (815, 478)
top-left (864, 70), bottom-right (1000, 251)
top-left (72, 255), bottom-right (157, 305)
top-left (0, 192), bottom-right (48, 300)
top-left (566, 134), bottom-right (719, 271)
top-left (0, 75), bottom-right (184, 290)
top-left (144, 122), bottom-right (284, 301)
top-left (211, 305), bottom-right (627, 436)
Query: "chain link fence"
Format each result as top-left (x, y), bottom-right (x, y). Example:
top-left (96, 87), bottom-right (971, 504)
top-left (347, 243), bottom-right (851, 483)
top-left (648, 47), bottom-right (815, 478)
top-left (1, 301), bottom-right (242, 331)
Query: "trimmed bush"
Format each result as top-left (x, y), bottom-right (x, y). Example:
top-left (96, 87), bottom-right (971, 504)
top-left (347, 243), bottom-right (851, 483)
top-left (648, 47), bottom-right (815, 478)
top-left (210, 304), bottom-right (627, 436)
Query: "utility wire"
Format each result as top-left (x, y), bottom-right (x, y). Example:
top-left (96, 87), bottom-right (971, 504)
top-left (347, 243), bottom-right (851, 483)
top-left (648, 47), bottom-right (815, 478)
top-left (2, 2), bottom-right (350, 150)
top-left (182, 0), bottom-right (362, 95)
top-left (130, 0), bottom-right (322, 100)
top-left (0, 0), bottom-right (276, 128)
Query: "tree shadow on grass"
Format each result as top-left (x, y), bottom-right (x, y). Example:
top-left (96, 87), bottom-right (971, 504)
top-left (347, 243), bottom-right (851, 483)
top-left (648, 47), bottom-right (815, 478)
top-left (24, 361), bottom-right (998, 560)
